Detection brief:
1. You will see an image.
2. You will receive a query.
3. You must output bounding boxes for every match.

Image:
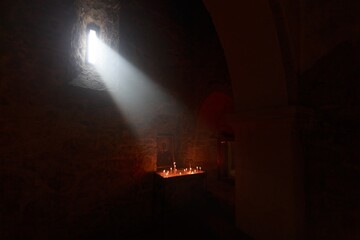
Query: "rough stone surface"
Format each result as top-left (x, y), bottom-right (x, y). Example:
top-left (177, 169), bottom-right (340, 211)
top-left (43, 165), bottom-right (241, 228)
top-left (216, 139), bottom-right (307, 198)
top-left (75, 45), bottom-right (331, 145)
top-left (70, 0), bottom-right (120, 89)
top-left (299, 41), bottom-right (360, 239)
top-left (0, 0), bottom-right (231, 239)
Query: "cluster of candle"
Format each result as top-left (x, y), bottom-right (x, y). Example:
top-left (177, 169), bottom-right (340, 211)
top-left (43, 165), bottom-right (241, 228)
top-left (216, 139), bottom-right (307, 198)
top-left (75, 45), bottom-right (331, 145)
top-left (159, 162), bottom-right (203, 178)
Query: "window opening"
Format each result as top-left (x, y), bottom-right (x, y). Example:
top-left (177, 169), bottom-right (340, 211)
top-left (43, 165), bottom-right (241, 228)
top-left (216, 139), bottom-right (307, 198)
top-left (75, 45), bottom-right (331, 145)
top-left (86, 23), bottom-right (100, 64)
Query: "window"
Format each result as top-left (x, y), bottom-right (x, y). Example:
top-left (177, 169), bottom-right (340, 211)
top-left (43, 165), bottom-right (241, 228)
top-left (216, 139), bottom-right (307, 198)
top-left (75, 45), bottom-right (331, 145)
top-left (86, 23), bottom-right (100, 64)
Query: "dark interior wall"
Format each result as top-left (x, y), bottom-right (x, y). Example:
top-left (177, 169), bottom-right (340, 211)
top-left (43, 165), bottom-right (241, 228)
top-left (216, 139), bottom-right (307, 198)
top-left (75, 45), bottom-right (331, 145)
top-left (275, 1), bottom-right (360, 238)
top-left (117, 0), bottom-right (232, 105)
top-left (296, 1), bottom-right (360, 239)
top-left (299, 0), bottom-right (360, 71)
top-left (0, 0), bottom-right (231, 238)
top-left (299, 43), bottom-right (360, 240)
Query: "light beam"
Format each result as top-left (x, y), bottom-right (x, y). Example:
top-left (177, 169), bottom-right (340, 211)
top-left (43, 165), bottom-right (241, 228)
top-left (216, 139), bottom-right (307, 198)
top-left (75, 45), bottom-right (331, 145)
top-left (89, 38), bottom-right (182, 135)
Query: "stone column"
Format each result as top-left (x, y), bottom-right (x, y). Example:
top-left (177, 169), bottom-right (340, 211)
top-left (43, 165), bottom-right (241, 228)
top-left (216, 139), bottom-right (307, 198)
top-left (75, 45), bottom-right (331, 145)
top-left (228, 106), bottom-right (313, 239)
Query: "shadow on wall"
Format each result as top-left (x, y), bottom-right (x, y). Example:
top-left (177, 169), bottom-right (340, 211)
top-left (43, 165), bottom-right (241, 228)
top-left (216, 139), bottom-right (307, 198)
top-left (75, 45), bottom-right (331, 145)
top-left (197, 91), bottom-right (234, 135)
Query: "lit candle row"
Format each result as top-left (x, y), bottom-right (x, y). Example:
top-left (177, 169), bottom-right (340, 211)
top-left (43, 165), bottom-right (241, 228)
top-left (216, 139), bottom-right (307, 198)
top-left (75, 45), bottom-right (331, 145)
top-left (160, 165), bottom-right (203, 177)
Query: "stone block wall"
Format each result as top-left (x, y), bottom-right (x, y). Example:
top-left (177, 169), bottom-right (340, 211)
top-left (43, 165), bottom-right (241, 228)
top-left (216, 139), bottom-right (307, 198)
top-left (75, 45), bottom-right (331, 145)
top-left (0, 0), bottom-right (231, 238)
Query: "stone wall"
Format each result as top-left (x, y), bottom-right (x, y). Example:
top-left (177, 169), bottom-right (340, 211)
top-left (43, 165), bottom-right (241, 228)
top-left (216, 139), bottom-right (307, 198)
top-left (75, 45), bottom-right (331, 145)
top-left (0, 0), bottom-right (231, 238)
top-left (299, 41), bottom-right (360, 239)
top-left (277, 1), bottom-right (360, 238)
top-left (297, 1), bottom-right (360, 239)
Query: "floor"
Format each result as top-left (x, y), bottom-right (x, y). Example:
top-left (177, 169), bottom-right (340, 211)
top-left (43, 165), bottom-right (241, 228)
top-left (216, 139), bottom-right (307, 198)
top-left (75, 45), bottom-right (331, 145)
top-left (78, 188), bottom-right (253, 240)
top-left (155, 194), bottom-right (253, 240)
